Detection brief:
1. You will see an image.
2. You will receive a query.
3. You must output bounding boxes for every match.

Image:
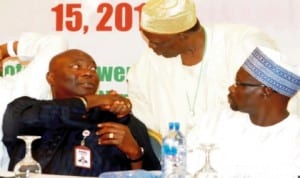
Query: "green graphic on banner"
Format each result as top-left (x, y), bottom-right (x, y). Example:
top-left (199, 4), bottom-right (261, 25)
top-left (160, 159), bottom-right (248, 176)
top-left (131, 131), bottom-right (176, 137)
top-left (97, 66), bottom-right (130, 82)
top-left (4, 64), bottom-right (130, 82)
top-left (98, 90), bottom-right (128, 97)
top-left (3, 63), bottom-right (130, 97)
top-left (4, 63), bottom-right (23, 76)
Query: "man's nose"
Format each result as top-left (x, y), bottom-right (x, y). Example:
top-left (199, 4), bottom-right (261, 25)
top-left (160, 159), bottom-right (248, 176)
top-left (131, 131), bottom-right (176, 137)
top-left (148, 42), bottom-right (157, 49)
top-left (228, 84), bottom-right (236, 93)
top-left (80, 68), bottom-right (93, 76)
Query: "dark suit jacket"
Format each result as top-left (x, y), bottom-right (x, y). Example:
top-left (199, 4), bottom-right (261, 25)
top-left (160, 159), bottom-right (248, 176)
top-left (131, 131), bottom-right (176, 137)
top-left (2, 96), bottom-right (160, 176)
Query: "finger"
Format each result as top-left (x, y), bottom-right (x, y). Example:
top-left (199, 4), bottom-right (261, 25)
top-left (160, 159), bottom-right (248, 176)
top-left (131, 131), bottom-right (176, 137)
top-left (109, 102), bottom-right (123, 112)
top-left (96, 127), bottom-right (117, 136)
top-left (98, 131), bottom-right (123, 145)
top-left (110, 105), bottom-right (127, 114)
top-left (116, 108), bottom-right (130, 118)
top-left (125, 101), bottom-right (132, 110)
top-left (98, 122), bottom-right (118, 128)
top-left (97, 122), bottom-right (123, 135)
top-left (98, 132), bottom-right (114, 144)
top-left (108, 90), bottom-right (118, 95)
top-left (109, 101), bottom-right (130, 115)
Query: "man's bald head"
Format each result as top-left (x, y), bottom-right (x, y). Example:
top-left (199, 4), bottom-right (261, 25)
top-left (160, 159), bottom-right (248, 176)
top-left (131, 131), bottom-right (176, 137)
top-left (47, 49), bottom-right (99, 99)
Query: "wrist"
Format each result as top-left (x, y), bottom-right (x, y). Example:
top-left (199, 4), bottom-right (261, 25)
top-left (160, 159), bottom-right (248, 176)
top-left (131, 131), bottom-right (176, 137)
top-left (127, 147), bottom-right (144, 163)
top-left (0, 44), bottom-right (8, 59)
top-left (0, 41), bottom-right (18, 59)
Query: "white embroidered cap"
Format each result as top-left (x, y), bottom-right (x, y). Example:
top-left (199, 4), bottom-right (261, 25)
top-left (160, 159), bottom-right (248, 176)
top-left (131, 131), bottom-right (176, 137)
top-left (242, 46), bottom-right (300, 97)
top-left (141, 0), bottom-right (197, 34)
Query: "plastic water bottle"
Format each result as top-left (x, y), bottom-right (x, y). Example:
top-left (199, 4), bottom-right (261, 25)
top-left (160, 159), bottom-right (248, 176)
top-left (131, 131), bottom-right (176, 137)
top-left (161, 122), bottom-right (176, 177)
top-left (161, 122), bottom-right (187, 178)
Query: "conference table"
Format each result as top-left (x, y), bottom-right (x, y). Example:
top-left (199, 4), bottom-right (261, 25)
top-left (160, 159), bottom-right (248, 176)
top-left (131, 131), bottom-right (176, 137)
top-left (0, 170), bottom-right (161, 178)
top-left (0, 170), bottom-right (96, 178)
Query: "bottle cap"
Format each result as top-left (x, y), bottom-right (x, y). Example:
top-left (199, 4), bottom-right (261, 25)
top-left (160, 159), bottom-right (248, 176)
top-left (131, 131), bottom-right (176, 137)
top-left (174, 122), bottom-right (180, 131)
top-left (168, 122), bottom-right (175, 130)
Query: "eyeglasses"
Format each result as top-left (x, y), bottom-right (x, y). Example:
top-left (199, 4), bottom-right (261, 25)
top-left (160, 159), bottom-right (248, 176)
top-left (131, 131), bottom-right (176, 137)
top-left (234, 81), bottom-right (278, 94)
top-left (235, 81), bottom-right (265, 87)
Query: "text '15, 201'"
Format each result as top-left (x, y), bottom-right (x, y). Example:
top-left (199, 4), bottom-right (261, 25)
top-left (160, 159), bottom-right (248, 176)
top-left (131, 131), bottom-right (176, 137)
top-left (51, 2), bottom-right (145, 34)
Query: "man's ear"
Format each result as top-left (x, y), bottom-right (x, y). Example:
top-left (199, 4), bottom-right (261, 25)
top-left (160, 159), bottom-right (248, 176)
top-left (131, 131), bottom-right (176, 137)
top-left (46, 72), bottom-right (54, 86)
top-left (262, 86), bottom-right (274, 97)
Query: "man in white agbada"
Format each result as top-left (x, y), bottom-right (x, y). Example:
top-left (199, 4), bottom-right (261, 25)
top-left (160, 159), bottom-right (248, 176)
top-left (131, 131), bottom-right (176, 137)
top-left (188, 47), bottom-right (300, 177)
top-left (127, 0), bottom-right (286, 137)
top-left (0, 33), bottom-right (68, 169)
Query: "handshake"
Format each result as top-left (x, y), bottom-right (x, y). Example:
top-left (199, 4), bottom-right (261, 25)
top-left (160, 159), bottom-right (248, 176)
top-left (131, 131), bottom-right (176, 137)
top-left (83, 90), bottom-right (132, 118)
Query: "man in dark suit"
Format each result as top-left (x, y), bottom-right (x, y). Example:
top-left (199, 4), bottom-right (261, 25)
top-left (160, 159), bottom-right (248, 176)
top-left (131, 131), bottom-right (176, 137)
top-left (2, 49), bottom-right (160, 176)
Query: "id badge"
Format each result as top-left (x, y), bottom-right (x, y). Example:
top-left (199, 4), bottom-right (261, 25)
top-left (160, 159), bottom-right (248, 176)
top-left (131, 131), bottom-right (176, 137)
top-left (74, 145), bottom-right (91, 169)
top-left (74, 129), bottom-right (92, 169)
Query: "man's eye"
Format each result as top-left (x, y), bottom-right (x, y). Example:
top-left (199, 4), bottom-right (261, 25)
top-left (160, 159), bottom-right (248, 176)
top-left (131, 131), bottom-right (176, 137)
top-left (90, 66), bottom-right (96, 71)
top-left (71, 64), bottom-right (79, 69)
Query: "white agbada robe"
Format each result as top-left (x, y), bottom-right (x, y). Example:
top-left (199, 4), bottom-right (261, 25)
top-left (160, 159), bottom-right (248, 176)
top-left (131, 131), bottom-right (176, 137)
top-left (127, 23), bottom-right (282, 136)
top-left (0, 33), bottom-right (68, 169)
top-left (187, 110), bottom-right (300, 177)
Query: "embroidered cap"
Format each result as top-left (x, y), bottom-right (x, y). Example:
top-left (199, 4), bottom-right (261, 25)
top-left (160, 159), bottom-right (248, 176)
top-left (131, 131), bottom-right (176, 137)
top-left (141, 0), bottom-right (197, 34)
top-left (242, 47), bottom-right (300, 97)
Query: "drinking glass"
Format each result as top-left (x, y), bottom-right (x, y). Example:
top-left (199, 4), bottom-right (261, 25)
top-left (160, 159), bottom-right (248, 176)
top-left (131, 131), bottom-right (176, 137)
top-left (194, 144), bottom-right (217, 178)
top-left (14, 135), bottom-right (42, 178)
top-left (166, 169), bottom-right (193, 178)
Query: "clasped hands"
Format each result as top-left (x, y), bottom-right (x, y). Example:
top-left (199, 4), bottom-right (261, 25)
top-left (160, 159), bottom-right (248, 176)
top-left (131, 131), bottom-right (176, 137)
top-left (102, 90), bottom-right (131, 118)
top-left (84, 90), bottom-right (132, 118)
